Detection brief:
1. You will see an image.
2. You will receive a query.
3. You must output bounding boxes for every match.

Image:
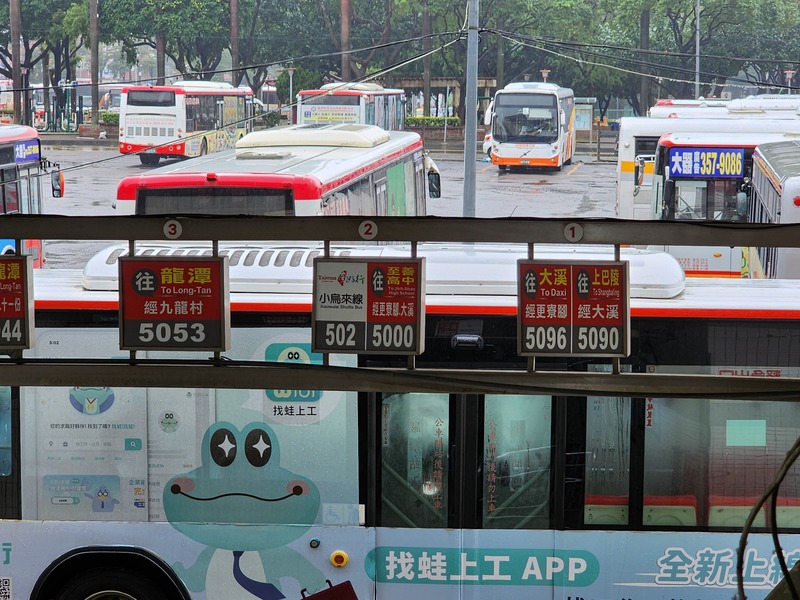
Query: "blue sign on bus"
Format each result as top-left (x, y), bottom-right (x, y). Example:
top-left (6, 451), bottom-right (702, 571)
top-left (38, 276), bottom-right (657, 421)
top-left (14, 139), bottom-right (40, 164)
top-left (668, 147), bottom-right (745, 178)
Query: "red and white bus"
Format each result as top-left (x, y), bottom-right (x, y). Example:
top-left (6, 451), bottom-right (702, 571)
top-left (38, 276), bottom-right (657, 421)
top-left (118, 81), bottom-right (255, 166)
top-left (648, 130), bottom-right (800, 278)
top-left (296, 82), bottom-right (406, 130)
top-left (2, 238), bottom-right (800, 600)
top-left (0, 124), bottom-right (61, 268)
top-left (114, 123), bottom-right (440, 216)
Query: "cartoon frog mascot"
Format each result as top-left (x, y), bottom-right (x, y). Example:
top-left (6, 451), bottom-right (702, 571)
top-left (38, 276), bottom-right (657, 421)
top-left (163, 421), bottom-right (327, 599)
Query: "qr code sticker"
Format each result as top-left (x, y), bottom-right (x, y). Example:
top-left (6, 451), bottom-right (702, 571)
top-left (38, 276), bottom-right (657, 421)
top-left (0, 576), bottom-right (11, 600)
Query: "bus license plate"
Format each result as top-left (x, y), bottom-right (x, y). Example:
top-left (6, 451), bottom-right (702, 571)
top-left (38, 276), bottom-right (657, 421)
top-left (145, 148), bottom-right (156, 154)
top-left (521, 159), bottom-right (530, 165)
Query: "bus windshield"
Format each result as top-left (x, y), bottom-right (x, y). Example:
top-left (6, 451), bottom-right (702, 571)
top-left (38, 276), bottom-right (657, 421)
top-left (126, 90), bottom-right (176, 107)
top-left (137, 187), bottom-right (294, 216)
top-left (493, 95), bottom-right (558, 143)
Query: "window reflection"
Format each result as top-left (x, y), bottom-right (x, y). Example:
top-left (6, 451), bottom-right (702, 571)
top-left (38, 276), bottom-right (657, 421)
top-left (380, 393), bottom-right (448, 528)
top-left (483, 395), bottom-right (551, 529)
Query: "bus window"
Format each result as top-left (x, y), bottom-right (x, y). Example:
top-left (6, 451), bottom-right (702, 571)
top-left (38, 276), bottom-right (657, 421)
top-left (483, 394), bottom-right (552, 529)
top-left (380, 393), bottom-right (449, 528)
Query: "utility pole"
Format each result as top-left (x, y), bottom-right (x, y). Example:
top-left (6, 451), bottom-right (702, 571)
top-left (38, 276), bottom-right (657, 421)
top-left (341, 0), bottom-right (351, 80)
top-left (10, 0), bottom-right (21, 124)
top-left (90, 0), bottom-right (99, 125)
top-left (230, 0), bottom-right (241, 87)
top-left (462, 0), bottom-right (479, 216)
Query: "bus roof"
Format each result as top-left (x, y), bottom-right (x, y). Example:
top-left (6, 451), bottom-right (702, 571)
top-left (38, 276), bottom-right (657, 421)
top-left (657, 131), bottom-right (800, 148)
top-left (78, 242), bottom-right (685, 299)
top-left (236, 124), bottom-right (391, 150)
top-left (31, 242), bottom-right (800, 320)
top-left (754, 139), bottom-right (800, 178)
top-left (0, 124), bottom-right (39, 143)
top-left (619, 116), bottom-right (800, 138)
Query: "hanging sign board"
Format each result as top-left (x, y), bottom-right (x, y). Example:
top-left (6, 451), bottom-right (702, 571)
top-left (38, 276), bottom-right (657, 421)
top-left (119, 256), bottom-right (230, 351)
top-left (0, 256), bottom-right (34, 349)
top-left (517, 260), bottom-right (630, 357)
top-left (312, 257), bottom-right (425, 355)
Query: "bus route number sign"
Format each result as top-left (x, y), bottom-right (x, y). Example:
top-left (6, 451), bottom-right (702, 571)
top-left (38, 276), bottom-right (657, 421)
top-left (517, 260), bottom-right (630, 357)
top-left (119, 256), bottom-right (230, 351)
top-left (0, 256), bottom-right (34, 349)
top-left (668, 147), bottom-right (745, 178)
top-left (312, 258), bottom-right (425, 355)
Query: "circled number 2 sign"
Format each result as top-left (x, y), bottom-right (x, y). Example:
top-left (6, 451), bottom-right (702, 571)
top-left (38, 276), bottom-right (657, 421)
top-left (118, 256), bottom-right (230, 351)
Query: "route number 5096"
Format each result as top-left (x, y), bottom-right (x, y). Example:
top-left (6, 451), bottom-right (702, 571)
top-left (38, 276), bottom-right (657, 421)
top-left (525, 326), bottom-right (567, 351)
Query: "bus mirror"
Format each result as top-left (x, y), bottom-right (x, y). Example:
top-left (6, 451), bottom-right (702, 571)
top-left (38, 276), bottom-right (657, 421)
top-left (51, 171), bottom-right (64, 198)
top-left (427, 171), bottom-right (441, 198)
top-left (737, 191), bottom-right (748, 217)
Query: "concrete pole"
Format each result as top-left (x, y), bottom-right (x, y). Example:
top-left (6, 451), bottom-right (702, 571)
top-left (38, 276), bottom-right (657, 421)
top-left (462, 0), bottom-right (479, 217)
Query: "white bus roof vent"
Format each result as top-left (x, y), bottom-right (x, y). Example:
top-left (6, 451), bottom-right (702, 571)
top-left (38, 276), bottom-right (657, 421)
top-left (236, 124), bottom-right (391, 153)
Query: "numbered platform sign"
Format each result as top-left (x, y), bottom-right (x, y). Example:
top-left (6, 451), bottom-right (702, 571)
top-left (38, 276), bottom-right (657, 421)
top-left (312, 257), bottom-right (425, 355)
top-left (517, 260), bottom-right (630, 357)
top-left (119, 256), bottom-right (230, 351)
top-left (0, 256), bottom-right (33, 349)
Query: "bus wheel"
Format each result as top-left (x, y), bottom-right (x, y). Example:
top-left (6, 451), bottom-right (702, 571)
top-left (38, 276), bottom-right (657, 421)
top-left (54, 568), bottom-right (170, 600)
top-left (139, 154), bottom-right (159, 166)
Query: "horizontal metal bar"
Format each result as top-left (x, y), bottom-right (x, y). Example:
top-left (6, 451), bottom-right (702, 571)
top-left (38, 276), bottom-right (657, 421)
top-left (0, 360), bottom-right (798, 399)
top-left (3, 215), bottom-right (800, 248)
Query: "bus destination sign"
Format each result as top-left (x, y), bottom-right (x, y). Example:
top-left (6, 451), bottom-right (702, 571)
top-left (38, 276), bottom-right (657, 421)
top-left (119, 256), bottom-right (230, 351)
top-left (517, 260), bottom-right (630, 357)
top-left (0, 256), bottom-right (33, 349)
top-left (668, 147), bottom-right (745, 178)
top-left (312, 258), bottom-right (425, 355)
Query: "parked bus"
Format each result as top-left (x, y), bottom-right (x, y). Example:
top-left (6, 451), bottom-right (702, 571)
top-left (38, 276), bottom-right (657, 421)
top-left (616, 116), bottom-right (800, 220)
top-left (260, 83), bottom-right (280, 112)
top-left (2, 239), bottom-right (799, 599)
top-left (0, 125), bottom-right (61, 267)
top-left (118, 81), bottom-right (255, 166)
top-left (114, 124), bottom-right (441, 216)
top-left (745, 139), bottom-right (800, 279)
top-left (484, 82), bottom-right (576, 171)
top-left (648, 131), bottom-right (800, 277)
top-left (296, 82), bottom-right (406, 130)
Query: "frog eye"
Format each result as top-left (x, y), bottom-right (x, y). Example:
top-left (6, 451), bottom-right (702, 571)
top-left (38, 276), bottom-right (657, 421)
top-left (245, 429), bottom-right (272, 467)
top-left (210, 428), bottom-right (237, 467)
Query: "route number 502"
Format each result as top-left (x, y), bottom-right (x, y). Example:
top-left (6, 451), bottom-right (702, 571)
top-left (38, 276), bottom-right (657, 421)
top-left (325, 323), bottom-right (357, 347)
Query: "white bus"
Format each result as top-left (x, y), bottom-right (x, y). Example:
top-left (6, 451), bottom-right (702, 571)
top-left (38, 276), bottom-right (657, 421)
top-left (114, 124), bottom-right (440, 216)
top-left (746, 139), bottom-right (800, 278)
top-left (3, 239), bottom-right (800, 600)
top-left (118, 81), bottom-right (255, 166)
top-left (296, 82), bottom-right (406, 130)
top-left (484, 82), bottom-right (576, 171)
top-left (648, 131), bottom-right (800, 277)
top-left (616, 116), bottom-right (800, 220)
